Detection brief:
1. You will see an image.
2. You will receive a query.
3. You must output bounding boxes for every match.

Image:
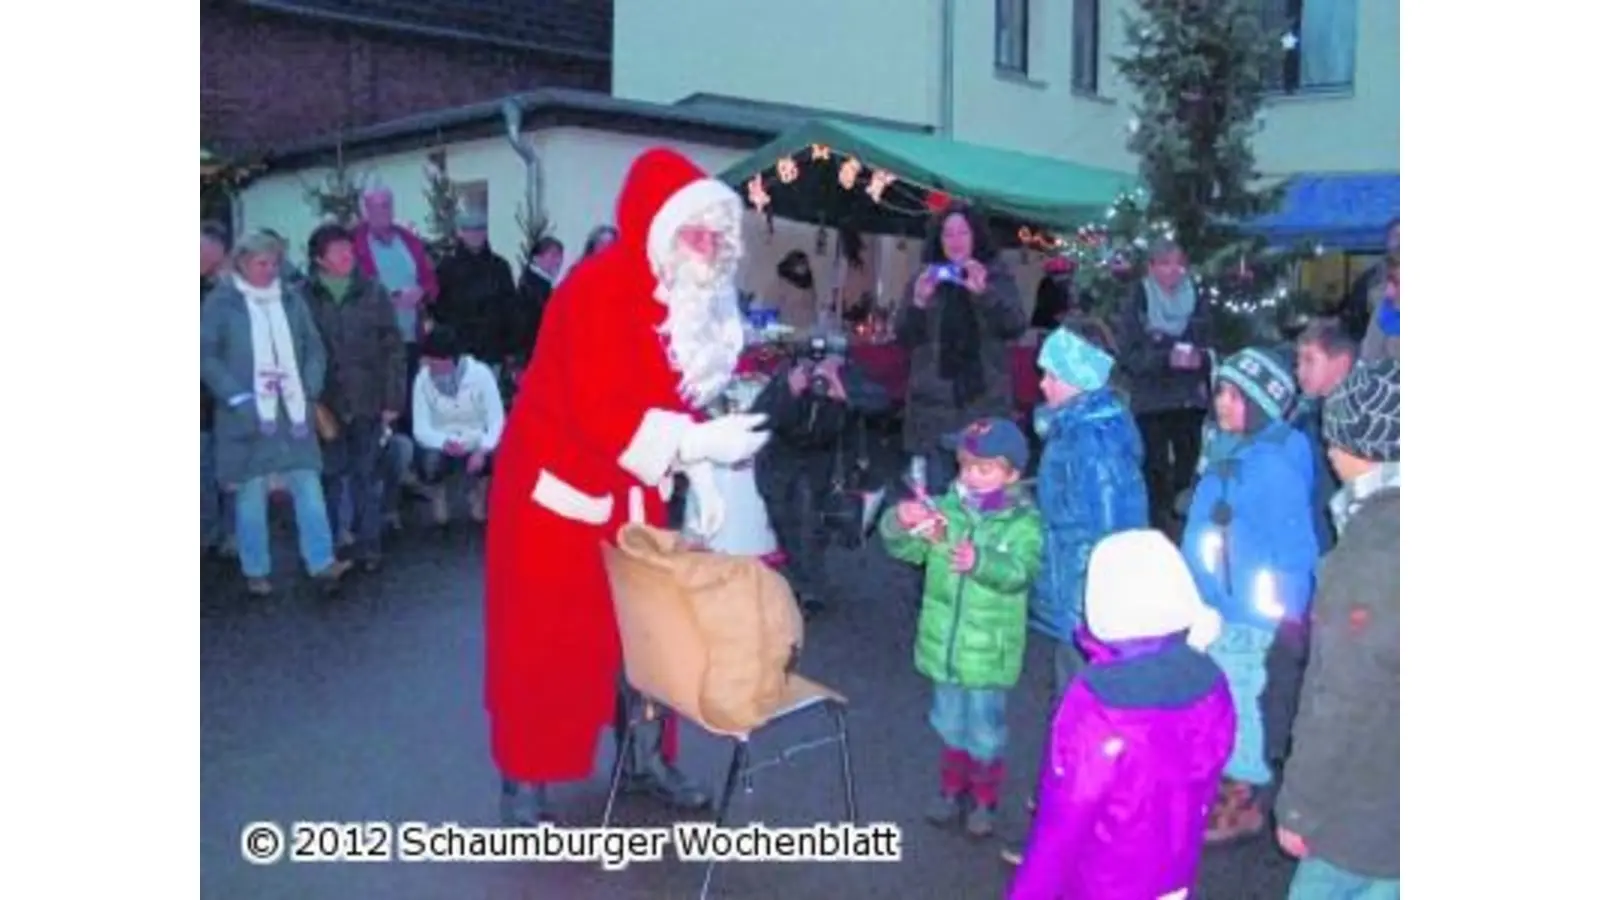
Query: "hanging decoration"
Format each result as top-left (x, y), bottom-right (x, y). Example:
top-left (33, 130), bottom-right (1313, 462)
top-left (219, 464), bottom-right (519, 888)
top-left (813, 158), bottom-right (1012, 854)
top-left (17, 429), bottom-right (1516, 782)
top-left (865, 169), bottom-right (896, 203)
top-left (837, 156), bottom-right (862, 190)
top-left (925, 190), bottom-right (952, 214)
top-left (810, 143), bottom-right (831, 162)
top-left (746, 174), bottom-right (771, 213)
top-left (776, 157), bottom-right (799, 184)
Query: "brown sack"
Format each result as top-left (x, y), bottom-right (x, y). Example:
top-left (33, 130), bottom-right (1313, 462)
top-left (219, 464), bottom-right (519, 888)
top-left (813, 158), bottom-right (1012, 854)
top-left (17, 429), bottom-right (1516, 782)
top-left (602, 525), bottom-right (805, 735)
top-left (313, 403), bottom-right (341, 442)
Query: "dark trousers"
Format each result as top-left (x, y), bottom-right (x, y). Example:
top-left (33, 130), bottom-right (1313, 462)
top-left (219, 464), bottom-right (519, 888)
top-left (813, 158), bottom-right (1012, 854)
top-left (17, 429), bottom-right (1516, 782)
top-left (417, 447), bottom-right (493, 484)
top-left (397, 344), bottom-right (422, 435)
top-left (1262, 619), bottom-right (1311, 782)
top-left (321, 417), bottom-right (387, 562)
top-left (1135, 408), bottom-right (1206, 526)
top-left (766, 456), bottom-right (833, 600)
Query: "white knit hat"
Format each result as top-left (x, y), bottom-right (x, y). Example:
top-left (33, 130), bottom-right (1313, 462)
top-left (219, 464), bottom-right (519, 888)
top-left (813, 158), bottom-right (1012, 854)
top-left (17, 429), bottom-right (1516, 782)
top-left (1085, 529), bottom-right (1223, 651)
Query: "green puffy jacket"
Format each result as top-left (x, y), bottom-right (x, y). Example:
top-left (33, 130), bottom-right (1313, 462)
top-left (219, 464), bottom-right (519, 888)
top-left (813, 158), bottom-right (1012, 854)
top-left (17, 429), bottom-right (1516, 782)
top-left (881, 486), bottom-right (1044, 689)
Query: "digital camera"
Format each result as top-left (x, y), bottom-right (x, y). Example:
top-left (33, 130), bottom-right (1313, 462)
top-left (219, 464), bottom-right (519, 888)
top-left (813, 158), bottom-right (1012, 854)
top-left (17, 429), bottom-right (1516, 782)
top-left (931, 262), bottom-right (966, 285)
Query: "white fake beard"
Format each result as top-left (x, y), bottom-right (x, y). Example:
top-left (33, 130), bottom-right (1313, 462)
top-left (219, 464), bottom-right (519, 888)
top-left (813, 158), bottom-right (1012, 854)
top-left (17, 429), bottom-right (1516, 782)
top-left (657, 250), bottom-right (745, 410)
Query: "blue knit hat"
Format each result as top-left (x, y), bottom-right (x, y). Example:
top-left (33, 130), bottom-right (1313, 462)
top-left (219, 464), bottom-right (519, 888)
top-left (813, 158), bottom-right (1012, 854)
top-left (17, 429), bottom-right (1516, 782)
top-left (1038, 326), bottom-right (1114, 391)
top-left (1217, 347), bottom-right (1297, 422)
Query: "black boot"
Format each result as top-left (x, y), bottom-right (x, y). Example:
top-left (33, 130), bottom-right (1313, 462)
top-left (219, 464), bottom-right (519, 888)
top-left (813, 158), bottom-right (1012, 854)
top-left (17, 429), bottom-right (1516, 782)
top-left (615, 697), bottom-right (711, 811)
top-left (498, 779), bottom-right (555, 826)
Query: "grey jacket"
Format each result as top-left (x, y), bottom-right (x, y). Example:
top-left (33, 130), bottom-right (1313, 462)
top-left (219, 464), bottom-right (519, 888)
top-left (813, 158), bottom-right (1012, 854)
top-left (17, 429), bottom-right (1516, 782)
top-left (894, 260), bottom-right (1028, 454)
top-left (1276, 488), bottom-right (1400, 879)
top-left (200, 278), bottom-right (328, 486)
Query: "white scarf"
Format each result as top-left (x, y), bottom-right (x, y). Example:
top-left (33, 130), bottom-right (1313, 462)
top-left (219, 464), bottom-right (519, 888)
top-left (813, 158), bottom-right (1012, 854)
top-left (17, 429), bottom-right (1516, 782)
top-left (235, 276), bottom-right (308, 427)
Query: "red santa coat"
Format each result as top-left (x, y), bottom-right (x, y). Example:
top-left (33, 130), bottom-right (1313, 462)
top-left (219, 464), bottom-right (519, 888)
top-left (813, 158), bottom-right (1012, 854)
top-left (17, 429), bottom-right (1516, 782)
top-left (484, 149), bottom-right (743, 782)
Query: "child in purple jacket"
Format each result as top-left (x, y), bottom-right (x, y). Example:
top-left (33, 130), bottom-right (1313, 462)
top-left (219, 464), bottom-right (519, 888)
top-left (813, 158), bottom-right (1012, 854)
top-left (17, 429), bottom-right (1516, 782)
top-left (1009, 529), bottom-right (1235, 900)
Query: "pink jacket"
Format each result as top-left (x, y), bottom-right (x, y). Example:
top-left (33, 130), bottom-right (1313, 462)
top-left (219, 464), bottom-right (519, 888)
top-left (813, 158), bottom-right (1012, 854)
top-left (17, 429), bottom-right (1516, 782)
top-left (349, 222), bottom-right (439, 338)
top-left (1009, 630), bottom-right (1235, 900)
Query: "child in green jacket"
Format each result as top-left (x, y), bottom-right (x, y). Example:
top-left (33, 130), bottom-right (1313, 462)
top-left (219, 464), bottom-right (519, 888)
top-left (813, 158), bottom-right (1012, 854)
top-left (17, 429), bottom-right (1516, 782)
top-left (881, 416), bottom-right (1044, 839)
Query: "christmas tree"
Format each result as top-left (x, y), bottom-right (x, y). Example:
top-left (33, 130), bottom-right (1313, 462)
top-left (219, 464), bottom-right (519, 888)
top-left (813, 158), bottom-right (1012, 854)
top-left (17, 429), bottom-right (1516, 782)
top-left (302, 159), bottom-right (364, 227)
top-left (1048, 0), bottom-right (1317, 349)
top-left (422, 152), bottom-right (461, 263)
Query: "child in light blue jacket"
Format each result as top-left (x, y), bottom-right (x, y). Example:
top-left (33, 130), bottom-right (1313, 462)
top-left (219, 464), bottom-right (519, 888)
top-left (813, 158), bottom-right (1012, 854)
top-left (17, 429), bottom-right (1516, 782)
top-left (1180, 346), bottom-right (1319, 843)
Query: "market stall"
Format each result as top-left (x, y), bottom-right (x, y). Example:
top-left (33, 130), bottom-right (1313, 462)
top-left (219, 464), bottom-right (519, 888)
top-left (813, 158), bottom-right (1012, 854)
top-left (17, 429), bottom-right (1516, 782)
top-left (721, 118), bottom-right (1134, 413)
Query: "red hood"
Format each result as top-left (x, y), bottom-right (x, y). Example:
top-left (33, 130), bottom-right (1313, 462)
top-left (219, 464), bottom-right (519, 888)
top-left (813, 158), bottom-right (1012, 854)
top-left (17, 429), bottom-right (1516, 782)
top-left (614, 148), bottom-right (709, 255)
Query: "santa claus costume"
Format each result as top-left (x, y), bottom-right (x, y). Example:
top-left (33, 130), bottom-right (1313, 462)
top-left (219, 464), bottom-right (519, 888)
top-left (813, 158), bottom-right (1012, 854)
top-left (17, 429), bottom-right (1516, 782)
top-left (484, 148), bottom-right (770, 824)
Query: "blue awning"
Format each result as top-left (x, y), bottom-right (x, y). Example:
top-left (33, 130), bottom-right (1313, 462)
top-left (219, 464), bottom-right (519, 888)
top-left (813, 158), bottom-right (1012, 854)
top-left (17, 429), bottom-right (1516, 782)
top-left (1249, 172), bottom-right (1399, 252)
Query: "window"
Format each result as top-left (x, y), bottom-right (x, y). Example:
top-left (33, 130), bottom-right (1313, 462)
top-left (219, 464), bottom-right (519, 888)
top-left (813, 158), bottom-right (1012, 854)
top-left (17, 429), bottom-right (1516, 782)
top-left (994, 0), bottom-right (1029, 74)
top-left (1071, 0), bottom-right (1099, 93)
top-left (1261, 0), bottom-right (1357, 93)
top-left (458, 180), bottom-right (488, 219)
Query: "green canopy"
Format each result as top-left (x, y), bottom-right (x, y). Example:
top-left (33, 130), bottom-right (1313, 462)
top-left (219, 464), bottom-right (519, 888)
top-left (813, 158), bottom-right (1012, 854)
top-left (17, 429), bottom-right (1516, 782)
top-left (718, 118), bottom-right (1135, 237)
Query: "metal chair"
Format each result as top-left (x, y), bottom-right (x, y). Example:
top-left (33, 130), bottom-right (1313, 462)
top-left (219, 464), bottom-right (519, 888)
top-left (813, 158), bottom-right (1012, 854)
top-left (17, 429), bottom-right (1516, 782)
top-left (599, 528), bottom-right (859, 898)
top-left (602, 678), bottom-right (857, 899)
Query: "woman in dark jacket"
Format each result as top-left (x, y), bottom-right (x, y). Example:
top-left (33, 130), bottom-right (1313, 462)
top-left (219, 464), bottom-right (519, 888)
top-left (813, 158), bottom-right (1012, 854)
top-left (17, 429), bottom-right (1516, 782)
top-left (304, 223), bottom-right (407, 572)
top-left (1111, 239), bottom-right (1215, 528)
top-left (895, 203), bottom-right (1028, 491)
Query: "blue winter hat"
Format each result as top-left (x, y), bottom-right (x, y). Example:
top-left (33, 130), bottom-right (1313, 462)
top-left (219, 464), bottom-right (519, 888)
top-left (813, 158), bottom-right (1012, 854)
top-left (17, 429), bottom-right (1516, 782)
top-left (1038, 326), bottom-right (1114, 391)
top-left (941, 416), bottom-right (1031, 472)
top-left (1217, 347), bottom-right (1297, 422)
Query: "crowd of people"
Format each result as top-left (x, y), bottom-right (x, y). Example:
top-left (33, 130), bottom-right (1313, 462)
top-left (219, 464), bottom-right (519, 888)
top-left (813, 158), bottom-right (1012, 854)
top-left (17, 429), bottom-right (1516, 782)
top-left (867, 207), bottom-right (1398, 898)
top-left (201, 148), bottom-right (1401, 898)
top-left (199, 187), bottom-right (620, 594)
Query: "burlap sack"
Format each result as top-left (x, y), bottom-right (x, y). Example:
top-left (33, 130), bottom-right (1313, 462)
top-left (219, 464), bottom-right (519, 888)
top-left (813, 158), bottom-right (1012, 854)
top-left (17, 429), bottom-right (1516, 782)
top-left (602, 525), bottom-right (805, 734)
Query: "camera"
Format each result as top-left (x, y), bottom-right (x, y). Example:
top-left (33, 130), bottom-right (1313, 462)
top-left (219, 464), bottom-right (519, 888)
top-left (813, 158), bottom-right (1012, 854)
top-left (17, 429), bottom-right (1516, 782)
top-left (805, 337), bottom-right (832, 397)
top-left (931, 262), bottom-right (966, 285)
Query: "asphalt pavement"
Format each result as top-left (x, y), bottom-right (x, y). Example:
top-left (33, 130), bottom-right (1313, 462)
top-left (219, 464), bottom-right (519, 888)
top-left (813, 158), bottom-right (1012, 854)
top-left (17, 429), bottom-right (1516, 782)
top-left (201, 511), bottom-right (1297, 899)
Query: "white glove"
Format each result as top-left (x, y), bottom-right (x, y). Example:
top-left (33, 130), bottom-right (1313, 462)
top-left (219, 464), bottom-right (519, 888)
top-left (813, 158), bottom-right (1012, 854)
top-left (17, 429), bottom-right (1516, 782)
top-left (682, 461), bottom-right (725, 539)
top-left (677, 413), bottom-right (770, 466)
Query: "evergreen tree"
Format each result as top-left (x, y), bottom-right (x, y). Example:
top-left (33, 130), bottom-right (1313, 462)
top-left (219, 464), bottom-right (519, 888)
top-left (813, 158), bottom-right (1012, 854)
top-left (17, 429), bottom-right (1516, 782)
top-left (422, 153), bottom-right (461, 263)
top-left (1117, 0), bottom-right (1283, 258)
top-left (302, 145), bottom-right (365, 227)
top-left (1044, 1), bottom-right (1317, 349)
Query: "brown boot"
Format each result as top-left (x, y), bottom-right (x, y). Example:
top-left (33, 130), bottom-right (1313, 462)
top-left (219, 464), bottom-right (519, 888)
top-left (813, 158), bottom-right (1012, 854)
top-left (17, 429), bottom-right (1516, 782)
top-left (312, 559), bottom-right (353, 594)
top-left (1204, 779), bottom-right (1266, 844)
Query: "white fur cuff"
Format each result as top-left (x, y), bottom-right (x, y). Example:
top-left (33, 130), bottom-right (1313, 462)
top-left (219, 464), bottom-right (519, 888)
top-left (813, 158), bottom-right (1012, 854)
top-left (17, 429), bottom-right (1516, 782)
top-left (619, 409), bottom-right (695, 486)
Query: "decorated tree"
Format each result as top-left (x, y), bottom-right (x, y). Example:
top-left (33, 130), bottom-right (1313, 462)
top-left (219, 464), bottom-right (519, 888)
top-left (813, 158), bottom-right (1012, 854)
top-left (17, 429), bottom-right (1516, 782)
top-left (1036, 0), bottom-right (1318, 348)
top-left (422, 151), bottom-right (462, 263)
top-left (302, 147), bottom-right (365, 227)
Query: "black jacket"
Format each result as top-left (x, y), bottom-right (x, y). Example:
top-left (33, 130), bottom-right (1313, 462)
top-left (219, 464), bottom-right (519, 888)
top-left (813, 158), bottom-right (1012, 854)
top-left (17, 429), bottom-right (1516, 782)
top-left (435, 245), bottom-right (517, 360)
top-left (303, 274), bottom-right (407, 421)
top-left (507, 267), bottom-right (554, 361)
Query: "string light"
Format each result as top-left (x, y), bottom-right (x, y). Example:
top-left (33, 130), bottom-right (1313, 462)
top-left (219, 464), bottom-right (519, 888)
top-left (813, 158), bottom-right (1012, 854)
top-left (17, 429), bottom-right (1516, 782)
top-left (776, 157), bottom-right (799, 184)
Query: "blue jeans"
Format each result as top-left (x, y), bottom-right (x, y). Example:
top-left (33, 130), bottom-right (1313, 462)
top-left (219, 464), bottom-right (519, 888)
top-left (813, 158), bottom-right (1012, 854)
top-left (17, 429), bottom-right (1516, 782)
top-left (234, 469), bottom-right (336, 579)
top-left (929, 684), bottom-right (1009, 763)
top-left (1210, 622), bottom-right (1276, 785)
top-left (321, 417), bottom-right (386, 561)
top-left (1289, 856), bottom-right (1400, 900)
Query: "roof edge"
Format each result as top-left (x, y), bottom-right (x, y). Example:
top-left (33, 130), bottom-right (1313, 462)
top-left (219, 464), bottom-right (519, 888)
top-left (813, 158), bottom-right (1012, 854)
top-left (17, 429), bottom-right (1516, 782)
top-left (244, 0), bottom-right (611, 62)
top-left (257, 89), bottom-right (786, 172)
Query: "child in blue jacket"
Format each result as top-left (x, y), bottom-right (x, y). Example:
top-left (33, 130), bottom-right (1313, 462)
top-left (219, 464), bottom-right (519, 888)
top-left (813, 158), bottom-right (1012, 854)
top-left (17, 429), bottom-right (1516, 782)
top-left (1180, 346), bottom-right (1319, 844)
top-left (1001, 326), bottom-right (1149, 867)
top-left (1029, 327), bottom-right (1149, 694)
